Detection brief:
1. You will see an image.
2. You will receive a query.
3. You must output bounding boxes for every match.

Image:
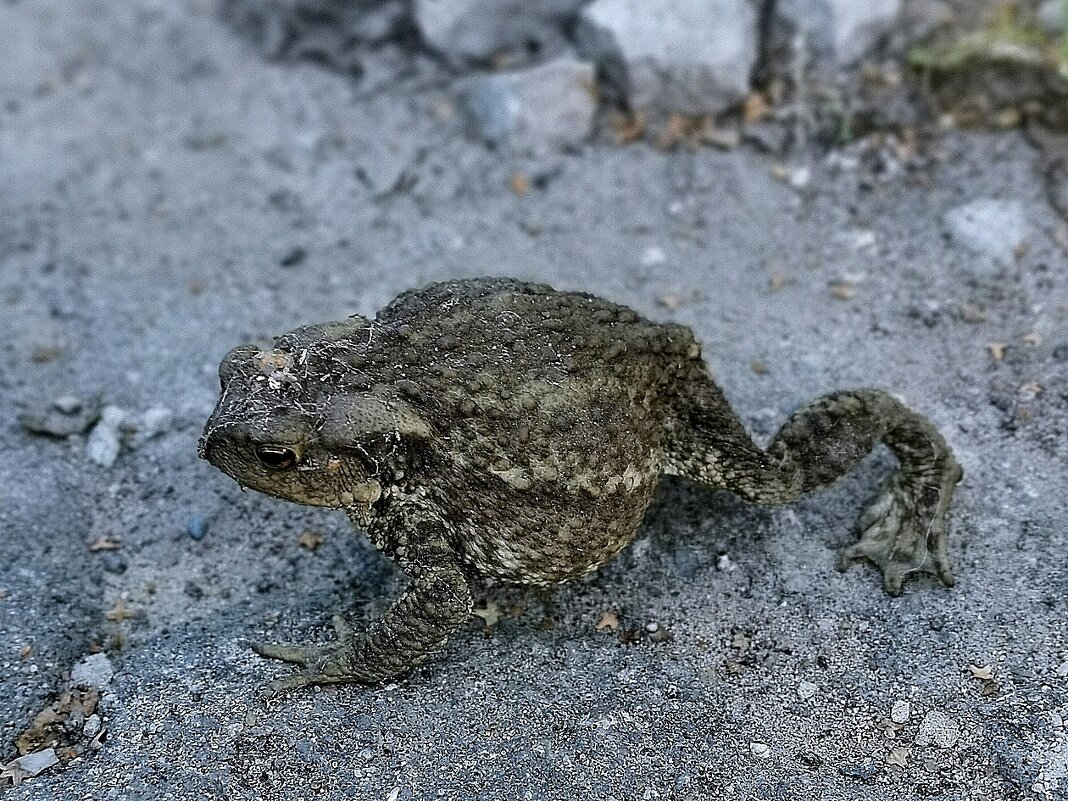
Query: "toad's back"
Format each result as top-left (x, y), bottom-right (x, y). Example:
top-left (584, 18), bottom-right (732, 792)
top-left (370, 278), bottom-right (706, 582)
top-left (377, 277), bottom-right (702, 396)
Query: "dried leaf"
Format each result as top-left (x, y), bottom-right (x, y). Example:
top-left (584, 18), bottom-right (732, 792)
top-left (104, 598), bottom-right (135, 623)
top-left (88, 535), bottom-right (121, 552)
top-left (987, 342), bottom-right (1007, 361)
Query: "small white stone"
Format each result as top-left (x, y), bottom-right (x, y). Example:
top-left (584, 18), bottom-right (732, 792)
top-left (797, 680), bottom-right (818, 700)
top-left (788, 165), bottom-right (811, 190)
top-left (749, 742), bottom-right (770, 758)
top-left (83, 714), bottom-right (102, 740)
top-left (71, 653), bottom-right (115, 690)
top-left (716, 554), bottom-right (735, 572)
top-left (851, 230), bottom-right (877, 250)
top-left (86, 406), bottom-right (126, 467)
top-left (890, 700), bottom-right (911, 724)
top-left (1055, 661), bottom-right (1068, 677)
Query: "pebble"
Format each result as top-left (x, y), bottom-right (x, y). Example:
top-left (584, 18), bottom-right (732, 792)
top-left (1057, 661), bottom-right (1068, 677)
top-left (787, 165), bottom-right (811, 190)
top-left (943, 198), bottom-right (1028, 266)
top-left (891, 700), bottom-right (911, 724)
top-left (99, 552), bottom-right (128, 575)
top-left (576, 0), bottom-right (758, 116)
top-left (186, 515), bottom-right (208, 541)
top-left (797, 680), bottom-right (818, 700)
top-left (11, 748), bottom-right (58, 778)
top-left (71, 652), bottom-right (115, 690)
top-left (459, 57), bottom-right (598, 151)
top-left (749, 742), bottom-right (770, 758)
top-left (716, 554), bottom-right (735, 572)
top-left (83, 714), bottom-right (102, 740)
top-left (645, 621), bottom-right (671, 642)
top-left (771, 0), bottom-right (903, 68)
top-left (914, 710), bottom-right (960, 749)
top-left (85, 406), bottom-right (126, 467)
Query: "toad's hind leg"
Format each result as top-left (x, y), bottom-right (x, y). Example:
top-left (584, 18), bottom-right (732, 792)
top-left (665, 376), bottom-right (963, 595)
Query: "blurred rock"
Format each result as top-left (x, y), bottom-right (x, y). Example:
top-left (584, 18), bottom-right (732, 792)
top-left (131, 406), bottom-right (175, 447)
top-left (187, 515), bottom-right (209, 541)
top-left (19, 396), bottom-right (101, 438)
top-left (1039, 0), bottom-right (1066, 35)
top-left (771, 0), bottom-right (902, 69)
top-left (220, 0), bottom-right (411, 76)
top-left (86, 406), bottom-right (126, 468)
top-left (416, 0), bottom-right (583, 67)
top-left (943, 198), bottom-right (1027, 266)
top-left (459, 56), bottom-right (597, 149)
top-left (576, 0), bottom-right (758, 116)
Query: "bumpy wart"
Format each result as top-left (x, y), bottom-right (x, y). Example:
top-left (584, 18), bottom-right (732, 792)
top-left (199, 277), bottom-right (963, 698)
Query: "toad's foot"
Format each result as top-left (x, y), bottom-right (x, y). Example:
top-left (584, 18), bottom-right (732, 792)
top-left (838, 460), bottom-right (963, 596)
top-left (251, 615), bottom-right (361, 699)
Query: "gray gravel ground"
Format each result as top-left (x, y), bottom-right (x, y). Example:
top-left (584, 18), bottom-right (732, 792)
top-left (2, 2), bottom-right (1067, 800)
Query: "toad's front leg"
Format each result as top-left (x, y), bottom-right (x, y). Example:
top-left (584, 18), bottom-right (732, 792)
top-left (252, 526), bottom-right (472, 699)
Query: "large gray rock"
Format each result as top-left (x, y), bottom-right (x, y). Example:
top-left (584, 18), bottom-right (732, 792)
top-left (416, 0), bottom-right (585, 67)
top-left (459, 56), bottom-right (597, 150)
top-left (575, 0), bottom-right (759, 116)
top-left (772, 0), bottom-right (903, 68)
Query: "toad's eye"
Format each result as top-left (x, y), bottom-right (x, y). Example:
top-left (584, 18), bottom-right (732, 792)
top-left (255, 445), bottom-right (298, 470)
